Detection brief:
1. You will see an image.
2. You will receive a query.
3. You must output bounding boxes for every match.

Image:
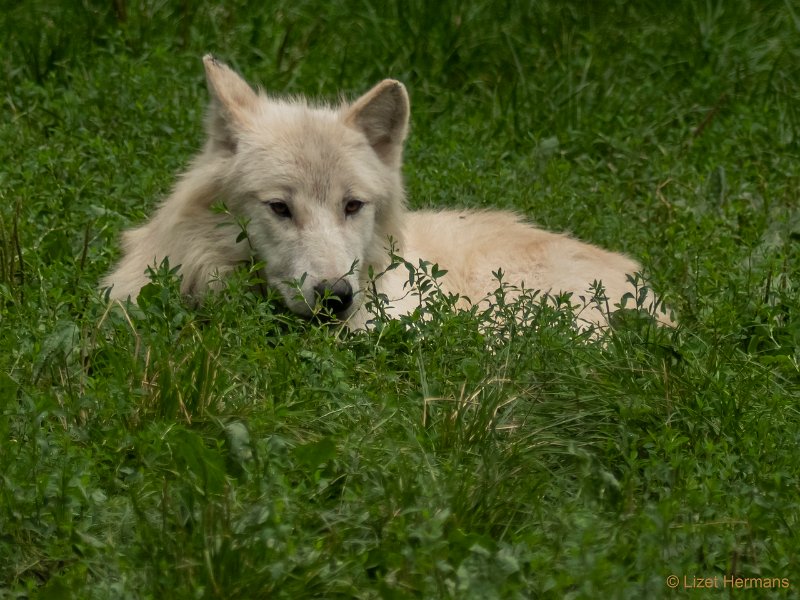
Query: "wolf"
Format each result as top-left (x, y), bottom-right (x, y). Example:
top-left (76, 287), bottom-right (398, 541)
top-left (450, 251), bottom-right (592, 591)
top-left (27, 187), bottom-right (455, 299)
top-left (102, 55), bottom-right (668, 329)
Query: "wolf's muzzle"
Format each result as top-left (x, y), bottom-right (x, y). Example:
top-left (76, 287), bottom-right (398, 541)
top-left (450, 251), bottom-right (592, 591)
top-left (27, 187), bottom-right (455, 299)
top-left (314, 280), bottom-right (354, 316)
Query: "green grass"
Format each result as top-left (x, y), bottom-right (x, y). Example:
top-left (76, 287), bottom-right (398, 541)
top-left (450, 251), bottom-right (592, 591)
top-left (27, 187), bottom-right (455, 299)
top-left (1, 1), bottom-right (799, 598)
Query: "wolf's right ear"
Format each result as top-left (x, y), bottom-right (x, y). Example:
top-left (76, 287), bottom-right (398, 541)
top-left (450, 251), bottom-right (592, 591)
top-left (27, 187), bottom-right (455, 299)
top-left (345, 80), bottom-right (409, 168)
top-left (202, 55), bottom-right (259, 153)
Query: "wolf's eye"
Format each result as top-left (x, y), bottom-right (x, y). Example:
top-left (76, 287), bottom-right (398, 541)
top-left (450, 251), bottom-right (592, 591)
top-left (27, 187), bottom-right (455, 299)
top-left (344, 198), bottom-right (364, 216)
top-left (269, 201), bottom-right (292, 219)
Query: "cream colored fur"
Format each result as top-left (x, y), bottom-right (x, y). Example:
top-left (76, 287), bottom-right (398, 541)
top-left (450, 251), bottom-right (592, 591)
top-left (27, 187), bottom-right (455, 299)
top-left (102, 56), bottom-right (667, 329)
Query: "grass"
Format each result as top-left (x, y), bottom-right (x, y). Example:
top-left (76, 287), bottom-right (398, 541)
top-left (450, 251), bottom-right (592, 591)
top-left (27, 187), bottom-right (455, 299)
top-left (1, 0), bottom-right (799, 597)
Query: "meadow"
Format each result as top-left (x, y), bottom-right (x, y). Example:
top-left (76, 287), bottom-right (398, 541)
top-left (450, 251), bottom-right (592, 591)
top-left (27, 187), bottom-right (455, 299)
top-left (1, 1), bottom-right (798, 597)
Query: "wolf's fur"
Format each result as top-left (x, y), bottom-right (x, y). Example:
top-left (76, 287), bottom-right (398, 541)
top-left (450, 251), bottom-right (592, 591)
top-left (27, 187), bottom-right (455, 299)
top-left (102, 56), bottom-right (667, 328)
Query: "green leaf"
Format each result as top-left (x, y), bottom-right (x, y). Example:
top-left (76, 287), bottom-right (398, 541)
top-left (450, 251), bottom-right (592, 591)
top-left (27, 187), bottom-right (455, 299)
top-left (32, 320), bottom-right (80, 382)
top-left (293, 436), bottom-right (337, 469)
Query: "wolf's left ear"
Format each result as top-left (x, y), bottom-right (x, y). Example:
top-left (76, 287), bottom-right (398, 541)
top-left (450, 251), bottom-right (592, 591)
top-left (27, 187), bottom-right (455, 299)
top-left (203, 55), bottom-right (259, 153)
top-left (345, 80), bottom-right (409, 167)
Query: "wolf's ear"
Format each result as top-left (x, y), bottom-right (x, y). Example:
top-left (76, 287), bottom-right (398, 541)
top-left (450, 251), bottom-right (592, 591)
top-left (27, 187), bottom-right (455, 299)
top-left (202, 55), bottom-right (259, 153)
top-left (345, 80), bottom-right (409, 167)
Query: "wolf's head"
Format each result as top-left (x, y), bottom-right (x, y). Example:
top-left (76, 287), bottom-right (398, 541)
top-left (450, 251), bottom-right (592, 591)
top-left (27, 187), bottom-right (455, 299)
top-left (201, 55), bottom-right (408, 321)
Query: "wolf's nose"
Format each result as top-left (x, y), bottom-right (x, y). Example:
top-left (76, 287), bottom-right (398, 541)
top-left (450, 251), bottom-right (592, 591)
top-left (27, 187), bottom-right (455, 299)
top-left (314, 280), bottom-right (354, 315)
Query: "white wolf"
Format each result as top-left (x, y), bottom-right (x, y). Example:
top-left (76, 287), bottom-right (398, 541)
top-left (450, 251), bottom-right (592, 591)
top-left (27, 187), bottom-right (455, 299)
top-left (102, 55), bottom-right (668, 329)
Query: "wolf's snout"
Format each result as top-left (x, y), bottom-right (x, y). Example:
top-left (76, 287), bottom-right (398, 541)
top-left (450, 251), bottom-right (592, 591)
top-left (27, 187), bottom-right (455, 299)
top-left (314, 280), bottom-right (354, 315)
